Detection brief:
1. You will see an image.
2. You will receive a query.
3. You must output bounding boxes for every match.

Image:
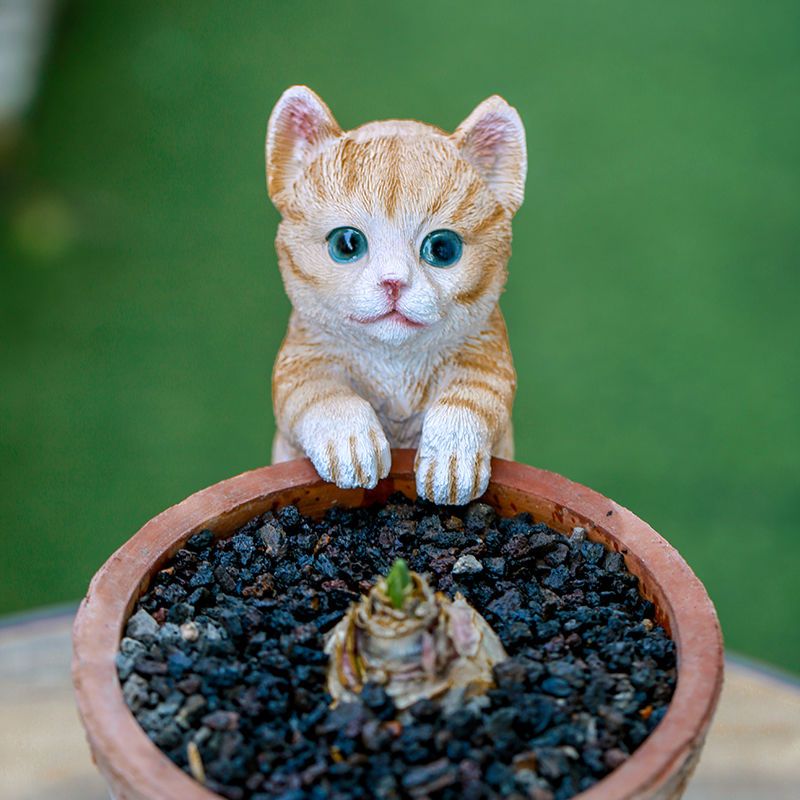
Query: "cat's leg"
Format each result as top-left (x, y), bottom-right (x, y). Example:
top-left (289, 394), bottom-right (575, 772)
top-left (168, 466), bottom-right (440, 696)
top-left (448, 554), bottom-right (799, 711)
top-left (271, 429), bottom-right (304, 464)
top-left (272, 325), bottom-right (392, 490)
top-left (415, 307), bottom-right (516, 504)
top-left (492, 418), bottom-right (514, 460)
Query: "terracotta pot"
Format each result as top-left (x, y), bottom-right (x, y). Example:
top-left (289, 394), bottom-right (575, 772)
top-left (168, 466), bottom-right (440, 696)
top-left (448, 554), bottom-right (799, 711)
top-left (72, 450), bottom-right (723, 800)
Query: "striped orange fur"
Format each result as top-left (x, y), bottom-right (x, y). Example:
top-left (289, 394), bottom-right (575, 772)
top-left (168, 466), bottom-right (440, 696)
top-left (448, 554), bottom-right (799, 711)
top-left (266, 86), bottom-right (526, 504)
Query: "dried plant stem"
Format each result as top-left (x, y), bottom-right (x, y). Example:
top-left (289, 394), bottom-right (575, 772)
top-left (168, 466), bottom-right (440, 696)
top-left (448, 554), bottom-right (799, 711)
top-left (187, 740), bottom-right (206, 784)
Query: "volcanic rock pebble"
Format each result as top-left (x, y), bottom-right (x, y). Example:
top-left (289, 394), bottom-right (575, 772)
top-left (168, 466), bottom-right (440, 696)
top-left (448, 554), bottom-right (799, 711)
top-left (452, 554), bottom-right (483, 576)
top-left (119, 492), bottom-right (676, 800)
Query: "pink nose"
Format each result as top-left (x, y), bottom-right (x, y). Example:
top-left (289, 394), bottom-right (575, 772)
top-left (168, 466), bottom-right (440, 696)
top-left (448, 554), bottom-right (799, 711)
top-left (380, 278), bottom-right (406, 300)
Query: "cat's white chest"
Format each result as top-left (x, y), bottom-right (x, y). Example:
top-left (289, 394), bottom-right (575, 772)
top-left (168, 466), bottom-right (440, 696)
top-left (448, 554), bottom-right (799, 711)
top-left (349, 356), bottom-right (435, 448)
top-left (373, 393), bottom-right (423, 448)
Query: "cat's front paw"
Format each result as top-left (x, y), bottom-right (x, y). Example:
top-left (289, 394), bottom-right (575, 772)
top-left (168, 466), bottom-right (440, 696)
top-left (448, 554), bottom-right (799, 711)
top-left (414, 406), bottom-right (492, 505)
top-left (300, 399), bottom-right (391, 490)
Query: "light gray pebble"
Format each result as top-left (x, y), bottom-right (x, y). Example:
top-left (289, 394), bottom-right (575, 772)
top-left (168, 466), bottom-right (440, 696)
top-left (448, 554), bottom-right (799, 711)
top-left (137, 697), bottom-right (183, 734)
top-left (258, 521), bottom-right (287, 558)
top-left (125, 609), bottom-right (159, 644)
top-left (205, 621), bottom-right (224, 641)
top-left (115, 652), bottom-right (135, 680)
top-left (137, 708), bottom-right (163, 733)
top-left (159, 697), bottom-right (183, 718)
top-left (122, 674), bottom-right (149, 711)
top-left (570, 526), bottom-right (587, 546)
top-left (452, 554), bottom-right (484, 575)
top-left (119, 636), bottom-right (147, 657)
top-left (156, 622), bottom-right (182, 647)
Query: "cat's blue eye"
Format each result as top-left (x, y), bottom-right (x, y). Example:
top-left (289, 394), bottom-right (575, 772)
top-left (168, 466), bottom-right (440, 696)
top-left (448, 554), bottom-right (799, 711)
top-left (326, 227), bottom-right (367, 264)
top-left (420, 229), bottom-right (462, 268)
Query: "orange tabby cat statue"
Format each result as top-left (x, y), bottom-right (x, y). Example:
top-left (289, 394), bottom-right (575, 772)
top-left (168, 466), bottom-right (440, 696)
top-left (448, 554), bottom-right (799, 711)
top-left (266, 86), bottom-right (526, 505)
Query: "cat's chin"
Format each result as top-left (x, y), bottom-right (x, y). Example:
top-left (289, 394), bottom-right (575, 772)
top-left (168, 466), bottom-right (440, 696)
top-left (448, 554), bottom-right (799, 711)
top-left (345, 311), bottom-right (431, 345)
top-left (348, 311), bottom-right (427, 330)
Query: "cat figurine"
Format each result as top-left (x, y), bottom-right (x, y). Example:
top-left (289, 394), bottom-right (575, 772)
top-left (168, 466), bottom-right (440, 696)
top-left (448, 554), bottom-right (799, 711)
top-left (266, 86), bottom-right (526, 505)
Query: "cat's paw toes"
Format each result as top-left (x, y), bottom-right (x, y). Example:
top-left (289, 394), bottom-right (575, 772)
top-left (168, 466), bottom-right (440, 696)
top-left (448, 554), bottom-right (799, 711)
top-left (311, 427), bottom-right (391, 490)
top-left (415, 446), bottom-right (491, 505)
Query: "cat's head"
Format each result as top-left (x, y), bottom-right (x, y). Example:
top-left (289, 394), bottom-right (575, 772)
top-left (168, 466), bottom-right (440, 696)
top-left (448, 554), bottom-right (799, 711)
top-left (266, 86), bottom-right (526, 347)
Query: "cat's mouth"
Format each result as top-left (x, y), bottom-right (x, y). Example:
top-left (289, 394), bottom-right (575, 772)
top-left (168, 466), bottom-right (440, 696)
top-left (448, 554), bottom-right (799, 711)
top-left (348, 310), bottom-right (426, 329)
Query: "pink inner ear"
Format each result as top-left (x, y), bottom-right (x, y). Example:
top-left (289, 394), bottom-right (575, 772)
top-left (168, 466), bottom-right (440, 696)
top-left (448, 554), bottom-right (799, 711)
top-left (468, 113), bottom-right (510, 169)
top-left (286, 100), bottom-right (324, 145)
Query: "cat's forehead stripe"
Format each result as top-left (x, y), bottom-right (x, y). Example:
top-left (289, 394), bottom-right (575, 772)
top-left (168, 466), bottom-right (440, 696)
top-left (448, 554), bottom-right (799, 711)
top-left (335, 138), bottom-right (371, 196)
top-left (327, 133), bottom-right (483, 221)
top-left (466, 203), bottom-right (507, 239)
top-left (380, 136), bottom-right (403, 219)
top-left (451, 179), bottom-right (484, 224)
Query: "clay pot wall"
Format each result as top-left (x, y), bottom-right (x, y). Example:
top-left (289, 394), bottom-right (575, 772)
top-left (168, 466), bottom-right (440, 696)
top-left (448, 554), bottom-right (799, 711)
top-left (73, 451), bottom-right (723, 800)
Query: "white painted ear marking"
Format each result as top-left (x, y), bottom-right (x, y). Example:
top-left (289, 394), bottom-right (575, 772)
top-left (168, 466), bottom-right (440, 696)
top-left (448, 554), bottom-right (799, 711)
top-left (451, 95), bottom-right (527, 214)
top-left (266, 85), bottom-right (342, 210)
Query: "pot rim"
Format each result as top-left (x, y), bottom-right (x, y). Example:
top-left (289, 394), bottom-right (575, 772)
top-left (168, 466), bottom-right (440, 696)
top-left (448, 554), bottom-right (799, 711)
top-left (72, 450), bottom-right (723, 800)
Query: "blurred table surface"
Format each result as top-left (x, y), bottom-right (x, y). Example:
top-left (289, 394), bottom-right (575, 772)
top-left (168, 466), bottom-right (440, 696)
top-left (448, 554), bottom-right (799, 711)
top-left (1, 609), bottom-right (799, 800)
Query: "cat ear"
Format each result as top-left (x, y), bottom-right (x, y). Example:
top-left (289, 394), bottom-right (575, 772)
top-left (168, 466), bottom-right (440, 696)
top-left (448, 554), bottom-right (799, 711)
top-left (451, 95), bottom-right (527, 214)
top-left (266, 85), bottom-right (342, 210)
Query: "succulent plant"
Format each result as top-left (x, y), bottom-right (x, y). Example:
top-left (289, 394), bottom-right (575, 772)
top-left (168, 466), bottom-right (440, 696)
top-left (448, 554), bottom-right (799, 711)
top-left (324, 559), bottom-right (507, 712)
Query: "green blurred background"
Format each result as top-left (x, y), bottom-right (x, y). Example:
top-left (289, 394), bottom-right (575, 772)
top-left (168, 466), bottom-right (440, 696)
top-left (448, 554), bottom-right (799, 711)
top-left (1, 1), bottom-right (798, 673)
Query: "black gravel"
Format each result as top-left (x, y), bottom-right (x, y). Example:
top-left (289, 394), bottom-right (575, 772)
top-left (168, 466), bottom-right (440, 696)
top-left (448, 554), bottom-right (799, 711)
top-left (118, 493), bottom-right (676, 800)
